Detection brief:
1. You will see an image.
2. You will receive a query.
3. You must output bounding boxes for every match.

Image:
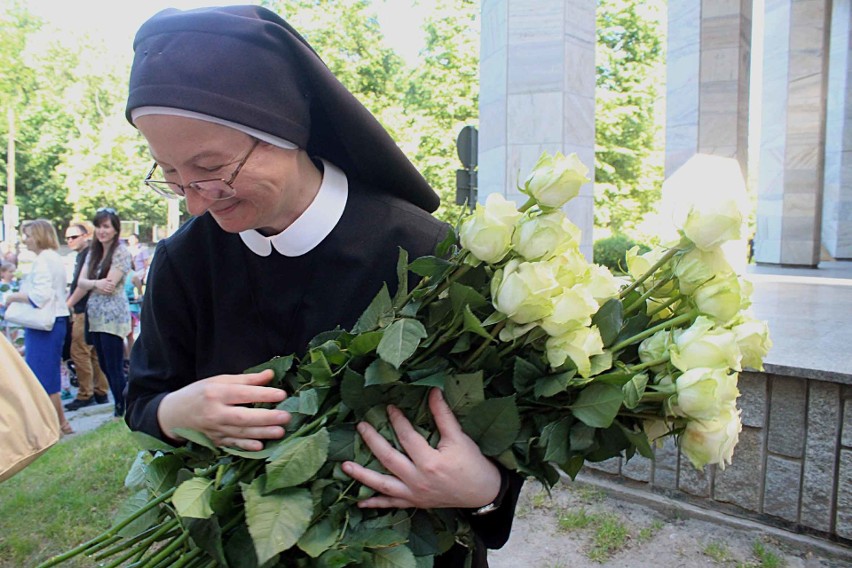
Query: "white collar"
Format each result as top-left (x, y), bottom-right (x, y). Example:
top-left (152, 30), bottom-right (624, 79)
top-left (238, 159), bottom-right (348, 257)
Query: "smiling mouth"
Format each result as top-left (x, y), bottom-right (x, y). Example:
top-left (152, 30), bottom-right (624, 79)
top-left (212, 201), bottom-right (240, 216)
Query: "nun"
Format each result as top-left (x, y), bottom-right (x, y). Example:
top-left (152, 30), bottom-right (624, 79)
top-left (123, 5), bottom-right (520, 566)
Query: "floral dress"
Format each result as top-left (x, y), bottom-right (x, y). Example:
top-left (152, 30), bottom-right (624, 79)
top-left (86, 245), bottom-right (132, 339)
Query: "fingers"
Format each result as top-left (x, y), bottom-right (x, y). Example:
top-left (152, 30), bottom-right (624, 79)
top-left (428, 388), bottom-right (463, 442)
top-left (355, 421), bottom-right (417, 481)
top-left (341, 460), bottom-right (413, 508)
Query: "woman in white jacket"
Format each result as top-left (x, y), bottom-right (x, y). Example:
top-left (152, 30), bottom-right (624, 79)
top-left (5, 219), bottom-right (72, 434)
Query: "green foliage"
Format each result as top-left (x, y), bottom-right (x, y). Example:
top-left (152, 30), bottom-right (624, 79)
top-left (593, 234), bottom-right (650, 273)
top-left (595, 0), bottom-right (665, 233)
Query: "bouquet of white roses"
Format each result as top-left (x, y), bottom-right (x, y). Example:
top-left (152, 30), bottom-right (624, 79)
top-left (41, 153), bottom-right (771, 568)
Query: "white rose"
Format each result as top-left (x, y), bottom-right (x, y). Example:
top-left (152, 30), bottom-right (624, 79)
top-left (673, 367), bottom-right (739, 420)
top-left (674, 247), bottom-right (734, 295)
top-left (638, 330), bottom-right (673, 369)
top-left (491, 259), bottom-right (559, 324)
top-left (545, 326), bottom-right (605, 377)
top-left (459, 193), bottom-right (522, 264)
top-left (692, 275), bottom-right (742, 325)
top-left (669, 316), bottom-right (742, 372)
top-left (730, 316), bottom-right (772, 371)
top-left (522, 151), bottom-right (589, 208)
top-left (680, 197), bottom-right (743, 251)
top-left (512, 210), bottom-right (580, 261)
top-left (680, 404), bottom-right (742, 470)
top-left (586, 264), bottom-right (621, 305)
top-left (540, 285), bottom-right (600, 336)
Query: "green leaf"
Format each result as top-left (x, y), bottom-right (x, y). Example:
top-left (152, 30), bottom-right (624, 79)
top-left (185, 517), bottom-right (227, 566)
top-left (481, 310), bottom-right (507, 327)
top-left (244, 354), bottom-right (294, 381)
top-left (124, 451), bottom-right (147, 489)
top-left (592, 298), bottom-right (623, 347)
top-left (172, 477), bottom-right (215, 519)
top-left (327, 424), bottom-right (357, 461)
top-left (448, 282), bottom-right (487, 313)
top-left (369, 545), bottom-right (417, 568)
top-left (365, 358), bottom-right (402, 386)
top-left (534, 371), bottom-right (576, 399)
top-left (114, 489), bottom-right (159, 537)
top-left (409, 373), bottom-right (447, 388)
top-left (394, 247), bottom-right (409, 307)
top-left (244, 478), bottom-right (313, 565)
top-left (409, 256), bottom-right (453, 280)
top-left (266, 429), bottom-right (330, 491)
top-left (435, 226), bottom-right (457, 258)
top-left (570, 423), bottom-right (596, 451)
top-left (171, 428), bottom-right (219, 452)
top-left (302, 351), bottom-right (333, 384)
top-left (278, 390), bottom-right (319, 417)
top-left (570, 383), bottom-right (624, 428)
top-left (298, 517), bottom-right (340, 558)
top-left (349, 330), bottom-right (384, 356)
top-left (462, 305), bottom-right (493, 340)
top-left (542, 417), bottom-right (572, 464)
top-left (461, 397), bottom-right (520, 456)
top-left (513, 357), bottom-right (544, 392)
top-left (559, 454), bottom-right (586, 480)
top-left (449, 333), bottom-right (471, 354)
top-left (313, 340), bottom-right (349, 366)
top-left (129, 430), bottom-right (178, 452)
top-left (613, 312), bottom-right (652, 347)
top-left (353, 284), bottom-right (394, 333)
top-left (377, 318), bottom-right (428, 369)
top-left (444, 372), bottom-right (484, 416)
top-left (221, 445), bottom-right (277, 460)
top-left (225, 524), bottom-right (260, 568)
top-left (622, 373), bottom-right (649, 410)
top-left (618, 421), bottom-right (654, 459)
top-left (145, 454), bottom-right (182, 495)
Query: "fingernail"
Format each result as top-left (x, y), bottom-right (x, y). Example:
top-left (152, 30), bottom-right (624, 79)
top-left (356, 422), bottom-right (366, 434)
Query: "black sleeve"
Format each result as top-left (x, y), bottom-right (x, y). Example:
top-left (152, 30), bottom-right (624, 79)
top-left (125, 242), bottom-right (198, 440)
top-left (467, 467), bottom-right (524, 549)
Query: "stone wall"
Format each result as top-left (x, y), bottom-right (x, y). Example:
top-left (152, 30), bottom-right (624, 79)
top-left (583, 371), bottom-right (852, 544)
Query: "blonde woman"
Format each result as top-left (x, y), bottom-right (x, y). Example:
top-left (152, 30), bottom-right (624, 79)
top-left (5, 219), bottom-right (72, 434)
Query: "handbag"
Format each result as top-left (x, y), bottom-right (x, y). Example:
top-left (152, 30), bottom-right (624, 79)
top-left (0, 333), bottom-right (60, 482)
top-left (5, 297), bottom-right (56, 331)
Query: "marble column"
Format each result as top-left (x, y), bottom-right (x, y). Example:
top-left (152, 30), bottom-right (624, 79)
top-left (665, 0), bottom-right (752, 178)
top-left (479, 0), bottom-right (596, 258)
top-left (754, 0), bottom-right (831, 266)
top-left (822, 0), bottom-right (852, 259)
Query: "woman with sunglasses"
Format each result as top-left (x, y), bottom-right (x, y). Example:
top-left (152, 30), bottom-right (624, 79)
top-left (124, 6), bottom-right (520, 566)
top-left (67, 208), bottom-right (131, 417)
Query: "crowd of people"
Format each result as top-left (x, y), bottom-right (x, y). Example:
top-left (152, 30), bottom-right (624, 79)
top-left (0, 211), bottom-right (151, 432)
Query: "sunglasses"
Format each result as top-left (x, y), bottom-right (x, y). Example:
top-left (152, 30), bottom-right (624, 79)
top-left (66, 234), bottom-right (85, 242)
top-left (97, 207), bottom-right (118, 215)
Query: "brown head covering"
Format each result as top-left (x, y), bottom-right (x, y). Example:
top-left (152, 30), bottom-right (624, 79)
top-left (126, 5), bottom-right (439, 212)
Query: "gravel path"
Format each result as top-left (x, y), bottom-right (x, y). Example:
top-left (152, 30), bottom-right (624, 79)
top-left (489, 477), bottom-right (851, 568)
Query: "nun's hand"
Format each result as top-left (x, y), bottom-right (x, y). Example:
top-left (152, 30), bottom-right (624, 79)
top-left (342, 388), bottom-right (502, 510)
top-left (157, 369), bottom-right (290, 451)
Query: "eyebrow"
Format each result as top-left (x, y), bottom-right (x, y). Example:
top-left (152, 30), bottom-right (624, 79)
top-left (150, 149), bottom-right (237, 169)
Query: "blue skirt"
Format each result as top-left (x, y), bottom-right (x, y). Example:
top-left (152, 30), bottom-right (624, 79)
top-left (24, 316), bottom-right (68, 395)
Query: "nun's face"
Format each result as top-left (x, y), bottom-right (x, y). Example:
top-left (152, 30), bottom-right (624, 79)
top-left (135, 115), bottom-right (322, 235)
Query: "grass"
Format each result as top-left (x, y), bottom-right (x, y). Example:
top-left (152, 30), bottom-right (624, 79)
top-left (734, 540), bottom-right (785, 568)
top-left (556, 507), bottom-right (632, 562)
top-left (704, 540), bottom-right (732, 563)
top-left (0, 420), bottom-right (138, 568)
top-left (636, 519), bottom-right (664, 543)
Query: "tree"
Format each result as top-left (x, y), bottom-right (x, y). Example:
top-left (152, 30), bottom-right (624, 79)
top-left (595, 0), bottom-right (665, 235)
top-left (401, 0), bottom-right (479, 224)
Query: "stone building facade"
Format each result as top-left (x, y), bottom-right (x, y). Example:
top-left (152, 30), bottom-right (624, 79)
top-left (479, 0), bottom-right (852, 266)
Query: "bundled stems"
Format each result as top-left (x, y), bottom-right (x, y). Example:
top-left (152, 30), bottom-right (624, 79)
top-left (618, 241), bottom-right (688, 300)
top-left (608, 310), bottom-right (698, 354)
top-left (462, 320), bottom-right (507, 370)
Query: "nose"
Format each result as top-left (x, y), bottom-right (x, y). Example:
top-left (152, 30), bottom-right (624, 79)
top-left (183, 185), bottom-right (217, 217)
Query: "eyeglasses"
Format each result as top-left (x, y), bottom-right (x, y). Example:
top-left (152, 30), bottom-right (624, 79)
top-left (143, 139), bottom-right (260, 201)
top-left (97, 207), bottom-right (117, 214)
top-left (65, 234), bottom-right (85, 242)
